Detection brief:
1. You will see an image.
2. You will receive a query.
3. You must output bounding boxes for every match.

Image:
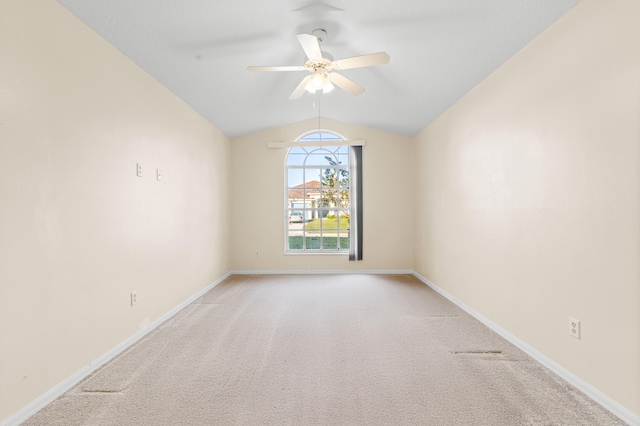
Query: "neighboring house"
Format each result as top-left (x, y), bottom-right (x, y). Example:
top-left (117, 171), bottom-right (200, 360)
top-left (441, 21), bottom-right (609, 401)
top-left (287, 180), bottom-right (321, 221)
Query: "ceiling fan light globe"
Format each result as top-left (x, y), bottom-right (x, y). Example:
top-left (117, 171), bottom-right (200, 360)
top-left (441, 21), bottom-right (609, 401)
top-left (322, 82), bottom-right (334, 94)
top-left (312, 73), bottom-right (325, 89)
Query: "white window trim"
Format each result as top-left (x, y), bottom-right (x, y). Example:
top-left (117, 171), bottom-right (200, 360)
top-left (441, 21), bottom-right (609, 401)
top-left (284, 132), bottom-right (355, 255)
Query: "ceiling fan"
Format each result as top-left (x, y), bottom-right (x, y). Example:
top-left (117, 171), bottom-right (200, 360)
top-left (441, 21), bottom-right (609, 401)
top-left (247, 29), bottom-right (390, 100)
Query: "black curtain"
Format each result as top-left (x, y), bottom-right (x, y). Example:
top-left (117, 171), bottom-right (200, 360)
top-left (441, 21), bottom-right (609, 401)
top-left (349, 146), bottom-right (363, 261)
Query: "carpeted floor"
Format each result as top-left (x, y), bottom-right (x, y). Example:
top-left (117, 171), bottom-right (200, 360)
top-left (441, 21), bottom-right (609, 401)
top-left (24, 274), bottom-right (624, 425)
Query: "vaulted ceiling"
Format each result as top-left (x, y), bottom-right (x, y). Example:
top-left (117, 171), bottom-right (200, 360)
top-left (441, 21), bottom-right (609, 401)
top-left (57, 0), bottom-right (580, 138)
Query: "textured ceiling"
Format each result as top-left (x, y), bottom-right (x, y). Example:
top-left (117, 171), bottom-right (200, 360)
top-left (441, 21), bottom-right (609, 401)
top-left (57, 0), bottom-right (580, 138)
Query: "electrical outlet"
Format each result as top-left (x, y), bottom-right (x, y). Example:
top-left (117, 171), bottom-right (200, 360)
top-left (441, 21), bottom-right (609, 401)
top-left (569, 317), bottom-right (580, 339)
top-left (255, 250), bottom-right (260, 257)
top-left (156, 169), bottom-right (162, 181)
top-left (136, 163), bottom-right (143, 177)
top-left (131, 292), bottom-right (137, 307)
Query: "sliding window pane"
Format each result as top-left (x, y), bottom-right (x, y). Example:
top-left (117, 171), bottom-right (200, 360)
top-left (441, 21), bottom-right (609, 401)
top-left (321, 190), bottom-right (338, 209)
top-left (305, 234), bottom-right (321, 250)
top-left (287, 169), bottom-right (304, 188)
top-left (304, 169), bottom-right (322, 186)
top-left (322, 236), bottom-right (338, 249)
top-left (288, 234), bottom-right (303, 250)
top-left (339, 230), bottom-right (350, 251)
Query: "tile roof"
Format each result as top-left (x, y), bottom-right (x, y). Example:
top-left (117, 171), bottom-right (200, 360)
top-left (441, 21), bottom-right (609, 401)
top-left (288, 180), bottom-right (321, 200)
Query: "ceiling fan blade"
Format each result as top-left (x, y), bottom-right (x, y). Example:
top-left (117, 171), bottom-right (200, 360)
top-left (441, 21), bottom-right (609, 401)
top-left (328, 72), bottom-right (365, 96)
top-left (247, 65), bottom-right (306, 72)
top-left (323, 81), bottom-right (335, 94)
top-left (332, 52), bottom-right (390, 70)
top-left (293, 3), bottom-right (345, 12)
top-left (289, 75), bottom-right (313, 100)
top-left (297, 34), bottom-right (323, 61)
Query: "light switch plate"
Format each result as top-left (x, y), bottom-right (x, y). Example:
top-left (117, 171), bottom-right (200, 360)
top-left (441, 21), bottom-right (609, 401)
top-left (569, 317), bottom-right (580, 339)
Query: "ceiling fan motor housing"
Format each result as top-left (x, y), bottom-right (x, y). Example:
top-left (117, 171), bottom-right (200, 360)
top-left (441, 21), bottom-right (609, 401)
top-left (305, 58), bottom-right (333, 74)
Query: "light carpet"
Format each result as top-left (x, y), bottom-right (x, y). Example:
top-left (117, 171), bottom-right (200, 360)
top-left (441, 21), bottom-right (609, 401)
top-left (24, 274), bottom-right (624, 425)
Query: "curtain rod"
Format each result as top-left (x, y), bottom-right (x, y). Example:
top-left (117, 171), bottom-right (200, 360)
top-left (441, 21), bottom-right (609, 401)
top-left (266, 140), bottom-right (366, 149)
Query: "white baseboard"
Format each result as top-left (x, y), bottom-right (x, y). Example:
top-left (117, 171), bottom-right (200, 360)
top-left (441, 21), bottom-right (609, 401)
top-left (6, 270), bottom-right (637, 426)
top-left (229, 269), bottom-right (414, 275)
top-left (412, 272), bottom-right (639, 426)
top-left (1, 272), bottom-right (232, 426)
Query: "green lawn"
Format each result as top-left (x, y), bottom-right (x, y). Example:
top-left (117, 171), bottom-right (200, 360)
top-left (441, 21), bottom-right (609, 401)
top-left (304, 217), bottom-right (350, 231)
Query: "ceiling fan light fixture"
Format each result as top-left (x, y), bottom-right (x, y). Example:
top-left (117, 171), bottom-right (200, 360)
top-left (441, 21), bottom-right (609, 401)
top-left (305, 82), bottom-right (316, 93)
top-left (306, 72), bottom-right (331, 93)
top-left (312, 72), bottom-right (325, 89)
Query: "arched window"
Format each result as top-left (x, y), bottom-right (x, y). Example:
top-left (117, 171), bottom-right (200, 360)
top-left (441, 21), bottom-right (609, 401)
top-left (286, 131), bottom-right (351, 253)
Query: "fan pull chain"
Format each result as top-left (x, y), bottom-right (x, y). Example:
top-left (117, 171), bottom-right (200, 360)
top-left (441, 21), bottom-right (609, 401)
top-left (317, 92), bottom-right (321, 140)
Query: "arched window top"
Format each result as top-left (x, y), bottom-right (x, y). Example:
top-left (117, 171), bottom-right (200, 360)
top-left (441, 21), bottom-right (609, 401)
top-left (286, 145), bottom-right (349, 166)
top-left (296, 130), bottom-right (344, 143)
top-left (287, 130), bottom-right (348, 166)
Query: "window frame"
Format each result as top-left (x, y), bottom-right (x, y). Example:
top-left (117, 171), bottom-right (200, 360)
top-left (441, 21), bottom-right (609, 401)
top-left (285, 130), bottom-right (351, 255)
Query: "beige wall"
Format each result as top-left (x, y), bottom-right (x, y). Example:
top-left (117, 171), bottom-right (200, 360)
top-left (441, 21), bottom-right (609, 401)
top-left (0, 0), bottom-right (231, 420)
top-left (413, 0), bottom-right (640, 416)
top-left (2, 0), bottom-right (638, 421)
top-left (230, 118), bottom-right (413, 272)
